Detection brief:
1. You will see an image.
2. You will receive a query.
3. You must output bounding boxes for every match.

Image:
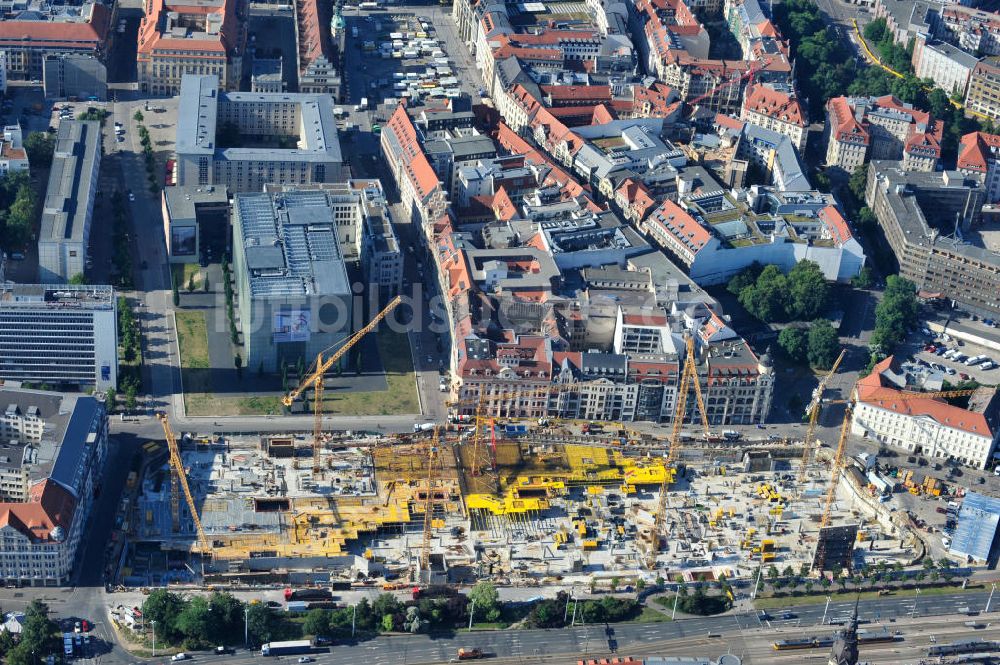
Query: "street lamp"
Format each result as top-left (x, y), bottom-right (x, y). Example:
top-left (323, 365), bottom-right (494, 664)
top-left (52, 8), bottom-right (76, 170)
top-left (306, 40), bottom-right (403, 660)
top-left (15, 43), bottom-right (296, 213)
top-left (910, 588), bottom-right (921, 619)
top-left (151, 620), bottom-right (157, 658)
top-left (467, 598), bottom-right (476, 632)
top-left (244, 606), bottom-right (249, 648)
top-left (821, 596), bottom-right (832, 625)
top-left (987, 583), bottom-right (997, 614)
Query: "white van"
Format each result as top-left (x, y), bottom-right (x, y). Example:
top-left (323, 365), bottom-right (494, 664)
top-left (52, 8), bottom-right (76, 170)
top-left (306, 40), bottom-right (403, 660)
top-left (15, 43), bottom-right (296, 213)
top-left (943, 349), bottom-right (959, 359)
top-left (981, 361), bottom-right (996, 370)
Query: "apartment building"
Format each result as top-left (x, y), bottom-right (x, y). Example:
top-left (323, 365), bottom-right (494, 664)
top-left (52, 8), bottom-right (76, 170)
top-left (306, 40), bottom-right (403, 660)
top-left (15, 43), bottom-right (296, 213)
top-left (37, 121), bottom-right (101, 283)
top-left (852, 357), bottom-right (1000, 469)
top-left (0, 389), bottom-right (108, 586)
top-left (137, 0), bottom-right (246, 95)
top-left (964, 58), bottom-right (1000, 122)
top-left (174, 75), bottom-right (345, 194)
top-left (380, 104), bottom-right (449, 229)
top-left (958, 131), bottom-right (1000, 202)
top-left (295, 0), bottom-right (341, 96)
top-left (825, 95), bottom-right (942, 173)
top-left (865, 161), bottom-right (1000, 316)
top-left (0, 284), bottom-right (118, 390)
top-left (740, 84), bottom-right (807, 152)
top-left (942, 5), bottom-right (1000, 57)
top-left (0, 2), bottom-right (109, 80)
top-left (912, 40), bottom-right (979, 99)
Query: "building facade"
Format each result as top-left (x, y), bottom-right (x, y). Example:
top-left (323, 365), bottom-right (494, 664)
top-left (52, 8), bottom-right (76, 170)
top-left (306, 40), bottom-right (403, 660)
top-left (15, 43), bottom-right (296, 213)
top-left (137, 0), bottom-right (245, 95)
top-left (965, 58), bottom-right (1000, 122)
top-left (174, 75), bottom-right (345, 193)
top-left (0, 390), bottom-right (108, 586)
top-left (0, 284), bottom-right (118, 390)
top-left (231, 189), bottom-right (353, 374)
top-left (958, 131), bottom-right (1000, 202)
top-left (852, 357), bottom-right (1000, 469)
top-left (42, 54), bottom-right (107, 101)
top-left (911, 40), bottom-right (979, 99)
top-left (825, 95), bottom-right (942, 173)
top-left (0, 124), bottom-right (28, 175)
top-left (865, 161), bottom-right (1000, 316)
top-left (38, 121), bottom-right (101, 284)
top-left (0, 3), bottom-right (108, 80)
top-left (740, 84), bottom-right (807, 152)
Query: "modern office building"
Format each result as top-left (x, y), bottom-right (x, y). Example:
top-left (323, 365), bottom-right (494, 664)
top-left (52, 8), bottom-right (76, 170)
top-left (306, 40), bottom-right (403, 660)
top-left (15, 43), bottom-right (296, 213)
top-left (137, 0), bottom-right (246, 95)
top-left (0, 283), bottom-right (118, 390)
top-left (161, 186), bottom-right (230, 264)
top-left (262, 180), bottom-right (404, 295)
top-left (912, 40), bottom-right (979, 99)
top-left (37, 121), bottom-right (101, 283)
top-left (0, 388), bottom-right (108, 586)
top-left (231, 189), bottom-right (353, 374)
top-left (865, 161), bottom-right (999, 316)
top-left (42, 54), bottom-right (107, 101)
top-left (174, 75), bottom-right (345, 193)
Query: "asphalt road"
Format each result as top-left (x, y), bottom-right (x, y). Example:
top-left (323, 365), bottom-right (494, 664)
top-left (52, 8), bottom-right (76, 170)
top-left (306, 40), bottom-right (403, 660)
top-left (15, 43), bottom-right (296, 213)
top-left (3, 589), bottom-right (995, 665)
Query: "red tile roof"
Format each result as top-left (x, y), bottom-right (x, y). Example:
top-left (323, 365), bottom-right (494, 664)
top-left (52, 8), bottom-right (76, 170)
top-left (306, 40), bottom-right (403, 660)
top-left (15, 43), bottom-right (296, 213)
top-left (386, 105), bottom-right (441, 202)
top-left (958, 131), bottom-right (1000, 173)
top-left (0, 2), bottom-right (108, 49)
top-left (818, 205), bottom-right (853, 245)
top-left (138, 0), bottom-right (239, 56)
top-left (743, 84), bottom-right (805, 127)
top-left (0, 480), bottom-right (76, 544)
top-left (649, 199), bottom-right (711, 257)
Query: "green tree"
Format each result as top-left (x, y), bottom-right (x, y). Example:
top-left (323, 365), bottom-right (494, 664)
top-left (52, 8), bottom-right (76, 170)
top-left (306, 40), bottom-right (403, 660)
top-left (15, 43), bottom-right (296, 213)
top-left (104, 387), bottom-right (117, 413)
top-left (203, 277), bottom-right (210, 292)
top-left (807, 319), bottom-right (840, 369)
top-left (852, 265), bottom-right (874, 289)
top-left (142, 590), bottom-right (185, 645)
top-left (187, 275), bottom-right (196, 292)
top-left (235, 353), bottom-right (243, 379)
top-left (727, 262), bottom-right (763, 296)
top-left (245, 604), bottom-right (276, 646)
top-left (870, 275), bottom-right (918, 354)
top-left (134, 110), bottom-right (145, 123)
top-left (69, 273), bottom-right (88, 285)
top-left (302, 609), bottom-right (331, 636)
top-left (786, 260), bottom-right (829, 320)
top-left (778, 326), bottom-right (808, 362)
top-left (208, 592), bottom-right (245, 641)
top-left (468, 581), bottom-right (501, 622)
top-left (739, 264), bottom-right (788, 322)
top-left (176, 596), bottom-right (213, 648)
top-left (23, 131), bottom-right (55, 167)
top-left (380, 614), bottom-right (394, 633)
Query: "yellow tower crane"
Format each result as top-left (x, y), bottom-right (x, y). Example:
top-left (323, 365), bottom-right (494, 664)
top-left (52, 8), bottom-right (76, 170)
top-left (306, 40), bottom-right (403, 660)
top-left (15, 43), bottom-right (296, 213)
top-left (420, 426), bottom-right (441, 575)
top-left (158, 413), bottom-right (213, 558)
top-left (649, 334), bottom-right (709, 566)
top-left (799, 349), bottom-right (846, 486)
top-left (282, 295), bottom-right (403, 473)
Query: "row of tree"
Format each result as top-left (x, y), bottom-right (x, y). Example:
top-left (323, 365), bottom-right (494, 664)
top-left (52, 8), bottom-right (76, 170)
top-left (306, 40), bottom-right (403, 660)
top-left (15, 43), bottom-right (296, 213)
top-left (777, 320), bottom-right (840, 369)
top-left (868, 275), bottom-right (919, 363)
top-left (775, 0), bottom-right (986, 162)
top-left (728, 261), bottom-right (830, 324)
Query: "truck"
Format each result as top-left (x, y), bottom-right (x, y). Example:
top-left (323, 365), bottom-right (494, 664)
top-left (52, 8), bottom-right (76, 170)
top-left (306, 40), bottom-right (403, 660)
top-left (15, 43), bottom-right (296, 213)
top-left (284, 588), bottom-right (332, 601)
top-left (456, 648), bottom-right (483, 660)
top-left (413, 422), bottom-right (435, 432)
top-left (261, 641), bottom-right (313, 657)
top-left (357, 97), bottom-right (369, 111)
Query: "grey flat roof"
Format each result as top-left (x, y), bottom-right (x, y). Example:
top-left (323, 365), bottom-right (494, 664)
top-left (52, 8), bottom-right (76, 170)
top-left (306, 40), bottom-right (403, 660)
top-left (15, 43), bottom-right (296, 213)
top-left (235, 190), bottom-right (351, 299)
top-left (950, 490), bottom-right (1000, 560)
top-left (176, 74), bottom-right (343, 164)
top-left (163, 185), bottom-right (229, 221)
top-left (39, 120), bottom-right (100, 245)
top-left (0, 283), bottom-right (114, 309)
top-left (926, 41), bottom-right (981, 69)
top-left (448, 134), bottom-right (497, 160)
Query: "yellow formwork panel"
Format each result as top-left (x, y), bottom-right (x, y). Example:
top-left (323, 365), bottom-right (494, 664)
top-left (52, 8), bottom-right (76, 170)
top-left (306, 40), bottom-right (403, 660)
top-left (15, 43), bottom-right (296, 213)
top-left (466, 490), bottom-right (548, 515)
top-left (565, 445), bottom-right (610, 469)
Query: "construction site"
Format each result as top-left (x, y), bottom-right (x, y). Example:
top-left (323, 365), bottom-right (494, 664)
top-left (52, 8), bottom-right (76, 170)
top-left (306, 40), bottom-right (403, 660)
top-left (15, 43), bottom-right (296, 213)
top-left (120, 314), bottom-right (929, 591)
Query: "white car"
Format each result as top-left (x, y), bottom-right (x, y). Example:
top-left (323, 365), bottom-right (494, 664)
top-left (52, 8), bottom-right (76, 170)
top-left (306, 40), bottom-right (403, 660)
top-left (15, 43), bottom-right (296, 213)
top-left (128, 192), bottom-right (135, 202)
top-left (297, 658), bottom-right (313, 663)
top-left (171, 654), bottom-right (189, 662)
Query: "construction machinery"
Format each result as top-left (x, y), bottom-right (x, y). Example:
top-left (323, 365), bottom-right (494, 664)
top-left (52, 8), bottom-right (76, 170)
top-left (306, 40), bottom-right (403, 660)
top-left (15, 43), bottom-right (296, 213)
top-left (799, 349), bottom-right (846, 486)
top-left (649, 333), bottom-right (709, 566)
top-left (158, 413), bottom-right (212, 558)
top-left (283, 295), bottom-right (403, 473)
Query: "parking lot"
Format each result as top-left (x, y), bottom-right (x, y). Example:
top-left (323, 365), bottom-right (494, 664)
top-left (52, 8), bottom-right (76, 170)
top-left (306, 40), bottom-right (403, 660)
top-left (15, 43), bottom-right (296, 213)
top-left (893, 318), bottom-right (1000, 388)
top-left (342, 4), bottom-right (485, 115)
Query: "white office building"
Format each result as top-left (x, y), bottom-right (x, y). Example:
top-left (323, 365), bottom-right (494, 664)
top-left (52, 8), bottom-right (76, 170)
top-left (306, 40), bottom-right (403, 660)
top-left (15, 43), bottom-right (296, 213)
top-left (0, 283), bottom-right (118, 390)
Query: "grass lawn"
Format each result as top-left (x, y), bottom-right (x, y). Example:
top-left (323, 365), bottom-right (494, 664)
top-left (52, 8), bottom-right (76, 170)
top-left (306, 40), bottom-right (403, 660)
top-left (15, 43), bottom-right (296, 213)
top-left (177, 315), bottom-right (417, 417)
top-left (634, 606), bottom-right (671, 623)
top-left (172, 263), bottom-right (203, 290)
top-left (753, 584), bottom-right (979, 609)
top-left (316, 328), bottom-right (419, 416)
